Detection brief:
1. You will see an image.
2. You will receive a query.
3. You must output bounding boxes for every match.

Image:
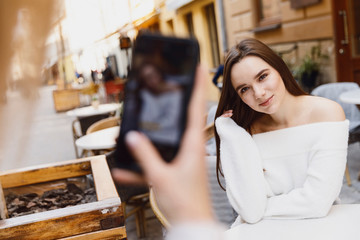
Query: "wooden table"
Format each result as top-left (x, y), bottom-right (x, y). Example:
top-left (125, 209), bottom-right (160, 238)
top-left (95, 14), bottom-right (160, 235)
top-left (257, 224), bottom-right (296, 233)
top-left (67, 103), bottom-right (121, 118)
top-left (76, 126), bottom-right (119, 151)
top-left (339, 89), bottom-right (360, 110)
top-left (225, 204), bottom-right (360, 240)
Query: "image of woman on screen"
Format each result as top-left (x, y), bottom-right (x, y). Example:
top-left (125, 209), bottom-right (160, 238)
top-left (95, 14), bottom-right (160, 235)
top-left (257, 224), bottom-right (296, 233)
top-left (137, 62), bottom-right (184, 146)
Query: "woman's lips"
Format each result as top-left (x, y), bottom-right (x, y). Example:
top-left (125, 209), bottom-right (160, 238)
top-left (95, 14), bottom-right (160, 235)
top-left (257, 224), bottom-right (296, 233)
top-left (259, 95), bottom-right (273, 107)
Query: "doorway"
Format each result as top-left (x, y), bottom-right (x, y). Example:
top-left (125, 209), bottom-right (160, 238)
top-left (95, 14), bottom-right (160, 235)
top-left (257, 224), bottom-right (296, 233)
top-left (332, 0), bottom-right (360, 84)
top-left (204, 3), bottom-right (220, 68)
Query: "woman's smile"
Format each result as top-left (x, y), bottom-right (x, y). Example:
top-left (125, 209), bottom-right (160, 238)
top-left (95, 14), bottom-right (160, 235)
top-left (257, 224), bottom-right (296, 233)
top-left (259, 95), bottom-right (274, 107)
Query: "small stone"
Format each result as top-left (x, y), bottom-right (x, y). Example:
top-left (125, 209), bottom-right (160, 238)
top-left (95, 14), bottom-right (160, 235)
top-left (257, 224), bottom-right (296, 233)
top-left (6, 182), bottom-right (96, 218)
top-left (26, 201), bottom-right (37, 208)
top-left (67, 183), bottom-right (83, 195)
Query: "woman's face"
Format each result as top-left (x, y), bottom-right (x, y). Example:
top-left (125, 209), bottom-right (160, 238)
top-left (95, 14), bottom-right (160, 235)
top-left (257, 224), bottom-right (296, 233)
top-left (140, 64), bottom-right (163, 87)
top-left (230, 56), bottom-right (287, 114)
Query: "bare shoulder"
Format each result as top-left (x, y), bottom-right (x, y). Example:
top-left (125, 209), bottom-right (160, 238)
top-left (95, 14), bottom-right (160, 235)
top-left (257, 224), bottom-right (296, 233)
top-left (304, 95), bottom-right (345, 122)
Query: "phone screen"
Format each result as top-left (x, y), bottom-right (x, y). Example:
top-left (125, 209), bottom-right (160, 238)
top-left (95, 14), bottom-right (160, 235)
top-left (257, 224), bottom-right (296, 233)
top-left (114, 33), bottom-right (199, 172)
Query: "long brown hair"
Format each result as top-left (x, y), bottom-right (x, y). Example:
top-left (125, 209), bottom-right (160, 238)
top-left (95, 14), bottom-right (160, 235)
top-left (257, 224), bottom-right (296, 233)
top-left (214, 38), bottom-right (306, 190)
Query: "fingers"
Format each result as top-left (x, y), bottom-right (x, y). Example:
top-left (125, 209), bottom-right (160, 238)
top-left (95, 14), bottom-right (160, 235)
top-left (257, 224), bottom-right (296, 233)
top-left (187, 65), bottom-right (206, 132)
top-left (221, 109), bottom-right (233, 118)
top-left (111, 168), bottom-right (147, 185)
top-left (125, 131), bottom-right (165, 179)
top-left (177, 65), bottom-right (206, 161)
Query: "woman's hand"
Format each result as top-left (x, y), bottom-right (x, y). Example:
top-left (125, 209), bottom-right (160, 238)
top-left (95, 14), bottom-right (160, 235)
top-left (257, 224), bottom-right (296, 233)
top-left (221, 109), bottom-right (233, 118)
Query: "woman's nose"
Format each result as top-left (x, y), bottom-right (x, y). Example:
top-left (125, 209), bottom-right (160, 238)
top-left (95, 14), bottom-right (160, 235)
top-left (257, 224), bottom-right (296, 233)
top-left (253, 84), bottom-right (265, 99)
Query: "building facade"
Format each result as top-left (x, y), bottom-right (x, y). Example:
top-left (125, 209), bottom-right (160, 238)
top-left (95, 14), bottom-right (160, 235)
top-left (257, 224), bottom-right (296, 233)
top-left (156, 0), bottom-right (226, 101)
top-left (147, 0), bottom-right (360, 98)
top-left (46, 0), bottom-right (359, 101)
top-left (223, 0), bottom-right (360, 90)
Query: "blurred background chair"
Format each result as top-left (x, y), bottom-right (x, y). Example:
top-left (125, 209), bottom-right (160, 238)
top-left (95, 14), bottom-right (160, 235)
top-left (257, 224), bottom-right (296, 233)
top-left (83, 116), bottom-right (121, 156)
top-left (311, 82), bottom-right (360, 185)
top-left (149, 187), bottom-right (170, 229)
top-left (78, 113), bottom-right (115, 135)
top-left (72, 113), bottom-right (113, 158)
top-left (104, 78), bottom-right (125, 103)
top-left (86, 116), bottom-right (120, 135)
top-left (205, 104), bottom-right (218, 156)
top-left (105, 151), bottom-right (150, 238)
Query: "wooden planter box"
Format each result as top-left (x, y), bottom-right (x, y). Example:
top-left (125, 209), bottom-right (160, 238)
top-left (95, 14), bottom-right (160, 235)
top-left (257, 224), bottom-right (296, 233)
top-left (53, 89), bottom-right (80, 112)
top-left (0, 155), bottom-right (126, 240)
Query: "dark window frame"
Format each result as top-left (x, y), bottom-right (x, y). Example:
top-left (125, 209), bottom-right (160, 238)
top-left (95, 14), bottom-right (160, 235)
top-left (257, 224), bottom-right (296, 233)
top-left (254, 0), bottom-right (282, 33)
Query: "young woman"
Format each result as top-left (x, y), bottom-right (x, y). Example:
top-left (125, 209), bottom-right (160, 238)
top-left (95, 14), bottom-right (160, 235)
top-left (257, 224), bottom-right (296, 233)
top-left (214, 38), bottom-right (349, 227)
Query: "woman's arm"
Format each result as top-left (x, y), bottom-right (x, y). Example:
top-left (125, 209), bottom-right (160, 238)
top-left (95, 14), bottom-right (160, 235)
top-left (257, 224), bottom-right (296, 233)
top-left (264, 147), bottom-right (347, 219)
top-left (215, 117), bottom-right (270, 224)
top-left (263, 98), bottom-right (348, 219)
top-left (212, 65), bottom-right (224, 87)
top-left (263, 109), bottom-right (349, 220)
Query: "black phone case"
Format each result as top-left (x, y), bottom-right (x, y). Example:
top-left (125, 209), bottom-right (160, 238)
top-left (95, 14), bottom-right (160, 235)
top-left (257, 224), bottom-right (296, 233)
top-left (114, 33), bottom-right (199, 173)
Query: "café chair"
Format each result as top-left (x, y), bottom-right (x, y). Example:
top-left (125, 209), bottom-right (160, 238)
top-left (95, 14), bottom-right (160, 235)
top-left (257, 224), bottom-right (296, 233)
top-left (124, 192), bottom-right (150, 238)
top-left (311, 82), bottom-right (360, 186)
top-left (78, 113), bottom-right (114, 136)
top-left (205, 104), bottom-right (218, 156)
top-left (149, 187), bottom-right (171, 229)
top-left (86, 116), bottom-right (121, 135)
top-left (105, 151), bottom-right (150, 238)
top-left (72, 119), bottom-right (84, 159)
top-left (72, 113), bottom-right (111, 158)
top-left (204, 122), bottom-right (215, 142)
top-left (83, 116), bottom-right (121, 156)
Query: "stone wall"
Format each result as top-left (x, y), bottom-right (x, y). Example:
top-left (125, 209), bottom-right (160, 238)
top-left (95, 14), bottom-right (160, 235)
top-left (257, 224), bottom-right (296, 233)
top-left (222, 0), bottom-right (337, 85)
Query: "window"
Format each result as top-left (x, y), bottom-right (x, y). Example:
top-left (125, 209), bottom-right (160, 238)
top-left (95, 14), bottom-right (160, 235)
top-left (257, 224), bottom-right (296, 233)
top-left (185, 13), bottom-right (194, 37)
top-left (204, 3), bottom-right (220, 67)
top-left (290, 0), bottom-right (321, 9)
top-left (166, 19), bottom-right (174, 34)
top-left (350, 0), bottom-right (360, 56)
top-left (256, 0), bottom-right (282, 31)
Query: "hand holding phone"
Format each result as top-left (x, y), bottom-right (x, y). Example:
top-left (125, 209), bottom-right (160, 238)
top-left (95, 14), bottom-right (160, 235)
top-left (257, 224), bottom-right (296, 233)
top-left (114, 33), bottom-right (200, 173)
top-left (112, 65), bottom-right (215, 224)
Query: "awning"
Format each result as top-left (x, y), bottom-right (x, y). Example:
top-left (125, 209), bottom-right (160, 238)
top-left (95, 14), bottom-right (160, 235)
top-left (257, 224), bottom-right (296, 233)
top-left (166, 0), bottom-right (194, 11)
top-left (133, 11), bottom-right (159, 29)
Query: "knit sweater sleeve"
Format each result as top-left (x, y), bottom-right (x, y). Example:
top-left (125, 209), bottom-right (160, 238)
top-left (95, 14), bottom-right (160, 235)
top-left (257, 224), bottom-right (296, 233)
top-left (215, 117), bottom-right (269, 224)
top-left (263, 121), bottom-right (349, 219)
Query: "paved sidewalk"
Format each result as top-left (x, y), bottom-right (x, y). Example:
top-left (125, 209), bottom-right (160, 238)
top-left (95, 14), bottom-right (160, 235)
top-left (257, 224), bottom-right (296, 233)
top-left (340, 143), bottom-right (360, 203)
top-left (1, 85), bottom-right (360, 239)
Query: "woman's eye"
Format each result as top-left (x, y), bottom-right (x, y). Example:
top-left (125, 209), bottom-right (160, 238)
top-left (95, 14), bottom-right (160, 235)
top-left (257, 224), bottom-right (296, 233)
top-left (259, 73), bottom-right (268, 81)
top-left (240, 87), bottom-right (249, 93)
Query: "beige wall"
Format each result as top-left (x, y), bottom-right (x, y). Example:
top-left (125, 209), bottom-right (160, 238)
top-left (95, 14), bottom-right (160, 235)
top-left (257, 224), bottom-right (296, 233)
top-left (223, 0), bottom-right (333, 46)
top-left (222, 0), bottom-right (337, 83)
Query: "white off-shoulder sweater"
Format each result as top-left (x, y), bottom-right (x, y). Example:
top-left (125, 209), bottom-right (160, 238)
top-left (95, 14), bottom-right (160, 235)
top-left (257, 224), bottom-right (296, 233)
top-left (215, 117), bottom-right (349, 227)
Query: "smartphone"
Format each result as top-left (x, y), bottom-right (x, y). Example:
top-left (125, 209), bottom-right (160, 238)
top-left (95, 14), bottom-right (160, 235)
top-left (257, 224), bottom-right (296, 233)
top-left (114, 33), bottom-right (200, 173)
